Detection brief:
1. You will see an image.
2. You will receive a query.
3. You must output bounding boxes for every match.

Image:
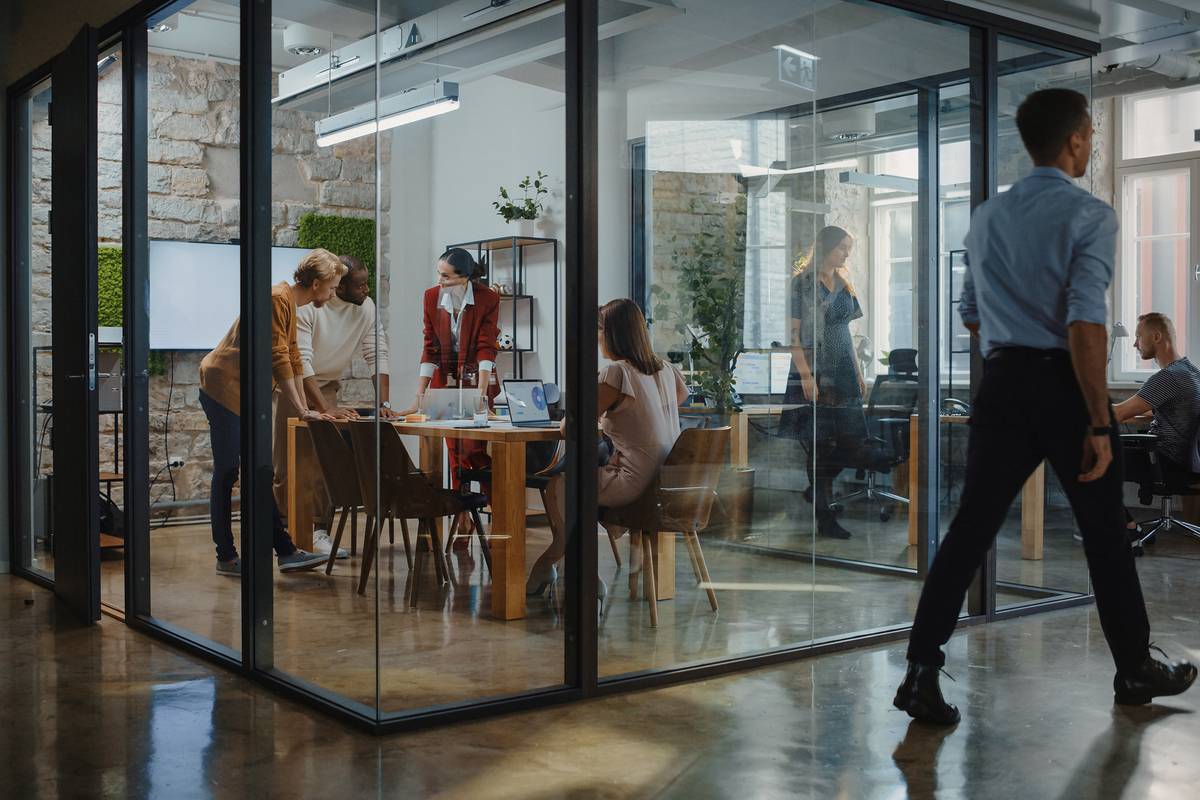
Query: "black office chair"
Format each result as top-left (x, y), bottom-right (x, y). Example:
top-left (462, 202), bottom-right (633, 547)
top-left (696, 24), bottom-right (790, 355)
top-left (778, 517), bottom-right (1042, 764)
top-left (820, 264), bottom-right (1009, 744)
top-left (828, 375), bottom-right (918, 521)
top-left (1122, 433), bottom-right (1200, 556)
top-left (887, 348), bottom-right (918, 380)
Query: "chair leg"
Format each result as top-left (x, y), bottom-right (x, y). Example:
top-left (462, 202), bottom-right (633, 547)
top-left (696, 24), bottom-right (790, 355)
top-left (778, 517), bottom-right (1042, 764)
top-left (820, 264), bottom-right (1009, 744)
top-left (607, 528), bottom-right (623, 567)
top-left (400, 517), bottom-right (413, 569)
top-left (682, 529), bottom-right (703, 584)
top-left (388, 514), bottom-right (395, 545)
top-left (687, 532), bottom-right (718, 612)
top-left (351, 507), bottom-right (358, 557)
top-left (470, 508), bottom-right (492, 573)
top-left (629, 531), bottom-right (643, 600)
top-left (410, 519), bottom-right (427, 608)
top-left (642, 533), bottom-right (658, 628)
top-left (325, 507), bottom-right (349, 575)
top-left (356, 515), bottom-right (380, 596)
top-left (445, 513), bottom-right (462, 555)
top-left (427, 518), bottom-right (447, 585)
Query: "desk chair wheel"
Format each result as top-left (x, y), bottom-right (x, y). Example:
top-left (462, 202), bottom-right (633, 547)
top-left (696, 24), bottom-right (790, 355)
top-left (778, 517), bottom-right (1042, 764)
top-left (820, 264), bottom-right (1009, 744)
top-left (879, 508), bottom-right (891, 522)
top-left (1132, 542), bottom-right (1145, 557)
top-left (829, 502), bottom-right (844, 514)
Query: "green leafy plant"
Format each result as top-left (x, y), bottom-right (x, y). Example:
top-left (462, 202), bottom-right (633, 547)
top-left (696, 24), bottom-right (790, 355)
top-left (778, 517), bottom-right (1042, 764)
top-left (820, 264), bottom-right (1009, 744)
top-left (96, 246), bottom-right (166, 375)
top-left (651, 194), bottom-right (747, 414)
top-left (493, 171), bottom-right (549, 223)
top-left (296, 213), bottom-right (376, 294)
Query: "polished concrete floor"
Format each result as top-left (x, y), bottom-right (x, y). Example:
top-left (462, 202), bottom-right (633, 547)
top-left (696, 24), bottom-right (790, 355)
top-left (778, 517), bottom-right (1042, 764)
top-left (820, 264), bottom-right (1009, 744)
top-left (4, 542), bottom-right (1199, 799)
top-left (91, 515), bottom-right (1040, 713)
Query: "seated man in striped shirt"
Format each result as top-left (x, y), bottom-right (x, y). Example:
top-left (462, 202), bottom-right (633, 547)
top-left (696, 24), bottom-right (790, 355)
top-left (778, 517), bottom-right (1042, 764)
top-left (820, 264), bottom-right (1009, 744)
top-left (1114, 312), bottom-right (1200, 472)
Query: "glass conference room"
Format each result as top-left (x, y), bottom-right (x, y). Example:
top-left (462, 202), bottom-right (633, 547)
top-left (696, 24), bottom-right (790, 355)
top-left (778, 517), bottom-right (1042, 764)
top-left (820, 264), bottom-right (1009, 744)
top-left (8, 0), bottom-right (1099, 730)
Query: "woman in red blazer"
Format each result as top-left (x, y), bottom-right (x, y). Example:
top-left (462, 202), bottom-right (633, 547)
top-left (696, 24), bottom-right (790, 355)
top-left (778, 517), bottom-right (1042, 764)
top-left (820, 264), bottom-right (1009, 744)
top-left (403, 247), bottom-right (500, 489)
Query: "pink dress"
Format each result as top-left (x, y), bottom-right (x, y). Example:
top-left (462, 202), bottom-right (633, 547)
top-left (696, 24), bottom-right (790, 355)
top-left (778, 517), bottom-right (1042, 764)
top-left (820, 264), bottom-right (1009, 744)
top-left (598, 360), bottom-right (688, 507)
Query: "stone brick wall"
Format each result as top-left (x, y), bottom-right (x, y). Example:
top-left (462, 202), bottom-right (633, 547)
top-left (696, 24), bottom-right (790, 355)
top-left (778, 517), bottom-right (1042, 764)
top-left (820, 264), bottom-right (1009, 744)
top-left (28, 52), bottom-right (390, 509)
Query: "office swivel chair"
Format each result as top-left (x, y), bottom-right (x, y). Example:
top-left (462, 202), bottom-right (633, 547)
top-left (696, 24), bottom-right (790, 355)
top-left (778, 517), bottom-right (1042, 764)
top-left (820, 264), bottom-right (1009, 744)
top-left (1122, 432), bottom-right (1200, 556)
top-left (828, 375), bottom-right (918, 521)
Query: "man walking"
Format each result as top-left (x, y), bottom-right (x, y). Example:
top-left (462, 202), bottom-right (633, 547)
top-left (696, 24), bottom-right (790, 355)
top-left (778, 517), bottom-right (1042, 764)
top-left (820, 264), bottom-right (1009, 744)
top-left (894, 89), bottom-right (1196, 725)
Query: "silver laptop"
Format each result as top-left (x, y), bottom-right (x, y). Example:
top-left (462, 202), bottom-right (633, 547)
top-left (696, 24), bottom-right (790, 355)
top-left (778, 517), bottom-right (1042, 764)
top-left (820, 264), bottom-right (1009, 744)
top-left (422, 388), bottom-right (475, 420)
top-left (503, 380), bottom-right (560, 428)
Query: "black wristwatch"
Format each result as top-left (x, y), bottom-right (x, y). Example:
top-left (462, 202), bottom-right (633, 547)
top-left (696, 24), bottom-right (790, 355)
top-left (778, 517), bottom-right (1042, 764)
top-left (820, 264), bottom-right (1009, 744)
top-left (1090, 425), bottom-right (1113, 436)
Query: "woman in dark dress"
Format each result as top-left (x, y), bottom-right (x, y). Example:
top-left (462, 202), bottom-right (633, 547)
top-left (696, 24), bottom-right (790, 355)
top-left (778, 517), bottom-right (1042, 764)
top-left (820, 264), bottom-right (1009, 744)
top-left (782, 225), bottom-right (868, 539)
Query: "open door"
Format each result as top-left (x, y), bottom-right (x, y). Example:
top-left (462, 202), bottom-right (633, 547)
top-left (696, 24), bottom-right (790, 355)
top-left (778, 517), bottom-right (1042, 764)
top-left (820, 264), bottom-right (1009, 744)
top-left (50, 24), bottom-right (101, 623)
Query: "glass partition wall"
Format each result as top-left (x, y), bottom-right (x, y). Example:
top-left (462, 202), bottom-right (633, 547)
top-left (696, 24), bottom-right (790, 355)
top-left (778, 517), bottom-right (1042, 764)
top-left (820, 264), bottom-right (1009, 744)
top-left (8, 0), bottom-right (1101, 730)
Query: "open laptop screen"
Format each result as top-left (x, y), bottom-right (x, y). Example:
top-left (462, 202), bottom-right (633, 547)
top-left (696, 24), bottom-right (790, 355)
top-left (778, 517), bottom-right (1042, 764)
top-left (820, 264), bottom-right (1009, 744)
top-left (504, 380), bottom-right (550, 424)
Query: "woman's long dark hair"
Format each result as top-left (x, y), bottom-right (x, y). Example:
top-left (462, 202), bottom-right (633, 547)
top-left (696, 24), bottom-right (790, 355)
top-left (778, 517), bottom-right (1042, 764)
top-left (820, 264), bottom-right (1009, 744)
top-left (793, 225), bottom-right (856, 296)
top-left (600, 298), bottom-right (663, 376)
top-left (439, 247), bottom-right (486, 281)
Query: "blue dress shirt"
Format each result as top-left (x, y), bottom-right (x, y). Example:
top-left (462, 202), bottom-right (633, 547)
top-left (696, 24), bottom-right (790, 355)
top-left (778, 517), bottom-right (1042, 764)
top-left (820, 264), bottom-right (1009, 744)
top-left (960, 166), bottom-right (1117, 356)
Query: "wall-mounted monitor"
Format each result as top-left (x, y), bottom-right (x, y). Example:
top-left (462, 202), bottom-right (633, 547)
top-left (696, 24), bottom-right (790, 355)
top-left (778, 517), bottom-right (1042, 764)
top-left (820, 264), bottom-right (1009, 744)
top-left (149, 241), bottom-right (313, 350)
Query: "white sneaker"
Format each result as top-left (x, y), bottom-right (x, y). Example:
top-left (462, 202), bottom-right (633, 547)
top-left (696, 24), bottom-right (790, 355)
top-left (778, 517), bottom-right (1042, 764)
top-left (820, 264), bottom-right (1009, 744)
top-left (312, 529), bottom-right (349, 560)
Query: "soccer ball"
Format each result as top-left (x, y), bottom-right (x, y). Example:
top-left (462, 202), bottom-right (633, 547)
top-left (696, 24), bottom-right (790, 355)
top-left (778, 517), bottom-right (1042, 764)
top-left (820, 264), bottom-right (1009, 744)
top-left (497, 333), bottom-right (514, 351)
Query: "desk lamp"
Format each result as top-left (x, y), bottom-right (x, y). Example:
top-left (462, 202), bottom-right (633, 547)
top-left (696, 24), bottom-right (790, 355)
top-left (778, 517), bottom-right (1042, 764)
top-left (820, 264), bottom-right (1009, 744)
top-left (1108, 322), bottom-right (1128, 364)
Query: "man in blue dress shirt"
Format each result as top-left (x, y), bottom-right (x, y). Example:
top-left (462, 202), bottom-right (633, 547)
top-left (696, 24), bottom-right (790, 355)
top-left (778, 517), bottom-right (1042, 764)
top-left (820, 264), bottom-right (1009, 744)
top-left (893, 89), bottom-right (1196, 726)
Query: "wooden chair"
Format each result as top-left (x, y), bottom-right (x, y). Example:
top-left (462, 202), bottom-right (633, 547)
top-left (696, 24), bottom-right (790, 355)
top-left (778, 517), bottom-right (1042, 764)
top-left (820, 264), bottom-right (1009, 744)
top-left (307, 420), bottom-right (413, 574)
top-left (346, 421), bottom-right (491, 599)
top-left (601, 426), bottom-right (729, 627)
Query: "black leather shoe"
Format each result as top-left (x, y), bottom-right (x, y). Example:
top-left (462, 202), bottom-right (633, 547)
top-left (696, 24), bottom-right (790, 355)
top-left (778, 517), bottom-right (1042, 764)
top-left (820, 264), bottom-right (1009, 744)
top-left (1114, 647), bottom-right (1197, 706)
top-left (893, 662), bottom-right (960, 725)
top-left (817, 517), bottom-right (853, 540)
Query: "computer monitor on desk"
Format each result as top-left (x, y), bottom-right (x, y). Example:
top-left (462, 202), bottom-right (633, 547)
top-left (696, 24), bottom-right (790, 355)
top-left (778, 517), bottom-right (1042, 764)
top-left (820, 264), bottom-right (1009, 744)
top-left (733, 352), bottom-right (792, 401)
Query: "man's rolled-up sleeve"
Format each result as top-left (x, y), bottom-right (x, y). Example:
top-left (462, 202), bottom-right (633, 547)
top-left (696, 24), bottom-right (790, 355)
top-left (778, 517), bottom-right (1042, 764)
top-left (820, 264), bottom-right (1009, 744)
top-left (1066, 203), bottom-right (1118, 327)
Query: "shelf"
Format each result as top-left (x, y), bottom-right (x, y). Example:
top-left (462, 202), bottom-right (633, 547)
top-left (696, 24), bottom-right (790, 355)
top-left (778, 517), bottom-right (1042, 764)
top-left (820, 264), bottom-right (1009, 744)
top-left (496, 294), bottom-right (534, 301)
top-left (449, 236), bottom-right (557, 252)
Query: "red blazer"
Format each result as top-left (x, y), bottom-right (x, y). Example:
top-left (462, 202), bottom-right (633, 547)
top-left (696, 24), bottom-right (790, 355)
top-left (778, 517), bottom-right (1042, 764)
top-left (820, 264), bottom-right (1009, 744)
top-left (420, 281), bottom-right (500, 387)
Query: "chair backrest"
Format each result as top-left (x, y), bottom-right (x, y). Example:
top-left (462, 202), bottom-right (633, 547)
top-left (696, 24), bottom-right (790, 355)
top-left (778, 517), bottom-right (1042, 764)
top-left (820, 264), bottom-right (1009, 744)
top-left (655, 426), bottom-right (730, 532)
top-left (306, 420), bottom-right (362, 508)
top-left (888, 348), bottom-right (918, 379)
top-left (347, 421), bottom-right (458, 519)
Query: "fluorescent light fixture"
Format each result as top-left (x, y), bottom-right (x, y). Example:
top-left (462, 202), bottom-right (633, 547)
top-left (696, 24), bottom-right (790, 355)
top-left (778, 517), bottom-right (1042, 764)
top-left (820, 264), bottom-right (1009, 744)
top-left (773, 44), bottom-right (820, 61)
top-left (148, 13), bottom-right (179, 33)
top-left (463, 0), bottom-right (511, 21)
top-left (839, 170), bottom-right (919, 193)
top-left (316, 82), bottom-right (459, 147)
top-left (738, 158), bottom-right (857, 178)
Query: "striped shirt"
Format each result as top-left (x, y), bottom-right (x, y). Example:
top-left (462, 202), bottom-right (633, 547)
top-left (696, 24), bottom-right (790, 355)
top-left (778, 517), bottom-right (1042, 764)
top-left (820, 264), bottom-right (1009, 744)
top-left (1136, 357), bottom-right (1200, 469)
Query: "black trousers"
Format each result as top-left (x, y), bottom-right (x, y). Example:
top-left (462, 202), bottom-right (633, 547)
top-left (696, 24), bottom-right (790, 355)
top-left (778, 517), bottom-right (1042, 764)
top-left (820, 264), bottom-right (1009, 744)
top-left (907, 348), bottom-right (1150, 674)
top-left (200, 390), bottom-right (297, 562)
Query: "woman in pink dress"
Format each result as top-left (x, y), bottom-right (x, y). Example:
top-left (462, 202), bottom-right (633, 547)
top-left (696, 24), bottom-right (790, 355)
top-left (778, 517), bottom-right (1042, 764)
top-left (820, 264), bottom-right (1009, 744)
top-left (527, 298), bottom-right (689, 596)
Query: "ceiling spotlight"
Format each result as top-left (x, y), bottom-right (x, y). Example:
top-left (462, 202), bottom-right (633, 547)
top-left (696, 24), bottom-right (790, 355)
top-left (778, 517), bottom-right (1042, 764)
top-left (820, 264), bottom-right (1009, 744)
top-left (285, 23), bottom-right (328, 57)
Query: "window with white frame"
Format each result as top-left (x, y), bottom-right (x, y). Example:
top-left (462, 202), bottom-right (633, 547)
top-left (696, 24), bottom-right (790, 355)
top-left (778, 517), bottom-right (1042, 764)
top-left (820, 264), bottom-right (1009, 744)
top-left (1113, 86), bottom-right (1198, 381)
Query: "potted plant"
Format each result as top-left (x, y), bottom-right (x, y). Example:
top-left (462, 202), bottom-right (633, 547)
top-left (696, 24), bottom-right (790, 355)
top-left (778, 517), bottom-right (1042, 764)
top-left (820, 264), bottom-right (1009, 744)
top-left (650, 194), bottom-right (747, 417)
top-left (493, 171), bottom-right (549, 232)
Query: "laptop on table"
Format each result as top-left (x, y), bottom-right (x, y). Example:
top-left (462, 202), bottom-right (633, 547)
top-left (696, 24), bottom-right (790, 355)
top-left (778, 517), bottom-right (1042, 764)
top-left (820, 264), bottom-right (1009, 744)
top-left (503, 380), bottom-right (560, 428)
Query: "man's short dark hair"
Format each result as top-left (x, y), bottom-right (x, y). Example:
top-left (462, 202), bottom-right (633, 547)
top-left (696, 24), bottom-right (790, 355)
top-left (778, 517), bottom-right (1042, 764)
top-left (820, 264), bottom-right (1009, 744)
top-left (339, 254), bottom-right (367, 279)
top-left (1015, 89), bottom-right (1090, 164)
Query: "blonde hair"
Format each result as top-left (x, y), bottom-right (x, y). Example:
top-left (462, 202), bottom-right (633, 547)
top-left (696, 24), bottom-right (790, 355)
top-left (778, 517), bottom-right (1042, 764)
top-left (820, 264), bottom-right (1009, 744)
top-left (294, 248), bottom-right (347, 287)
top-left (793, 225), bottom-right (856, 297)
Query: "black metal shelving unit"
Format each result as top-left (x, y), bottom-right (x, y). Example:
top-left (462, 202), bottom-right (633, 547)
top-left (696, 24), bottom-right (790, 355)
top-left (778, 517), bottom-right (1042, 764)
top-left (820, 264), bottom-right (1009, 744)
top-left (446, 235), bottom-right (560, 385)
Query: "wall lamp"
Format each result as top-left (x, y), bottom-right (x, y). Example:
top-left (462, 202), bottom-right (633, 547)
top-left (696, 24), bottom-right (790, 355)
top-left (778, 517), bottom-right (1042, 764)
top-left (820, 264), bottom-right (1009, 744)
top-left (316, 82), bottom-right (459, 147)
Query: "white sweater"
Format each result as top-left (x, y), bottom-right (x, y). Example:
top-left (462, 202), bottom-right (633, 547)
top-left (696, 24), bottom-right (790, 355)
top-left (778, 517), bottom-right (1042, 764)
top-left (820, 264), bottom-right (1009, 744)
top-left (296, 294), bottom-right (390, 383)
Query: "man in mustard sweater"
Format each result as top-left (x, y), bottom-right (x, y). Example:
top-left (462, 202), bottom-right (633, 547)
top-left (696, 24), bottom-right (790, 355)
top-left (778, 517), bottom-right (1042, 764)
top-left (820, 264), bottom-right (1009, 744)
top-left (272, 256), bottom-right (393, 558)
top-left (199, 248), bottom-right (345, 576)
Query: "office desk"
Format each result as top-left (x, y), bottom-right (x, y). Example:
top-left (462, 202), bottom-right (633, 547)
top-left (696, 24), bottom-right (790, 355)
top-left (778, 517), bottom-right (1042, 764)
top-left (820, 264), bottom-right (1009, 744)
top-left (287, 417), bottom-right (562, 620)
top-left (907, 415), bottom-right (1046, 560)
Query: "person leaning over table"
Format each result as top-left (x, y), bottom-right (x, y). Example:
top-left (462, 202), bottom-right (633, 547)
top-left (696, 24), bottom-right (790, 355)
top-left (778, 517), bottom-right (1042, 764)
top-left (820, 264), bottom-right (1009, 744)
top-left (273, 254), bottom-right (394, 560)
top-left (525, 298), bottom-right (689, 601)
top-left (198, 247), bottom-right (344, 577)
top-left (397, 247), bottom-right (501, 498)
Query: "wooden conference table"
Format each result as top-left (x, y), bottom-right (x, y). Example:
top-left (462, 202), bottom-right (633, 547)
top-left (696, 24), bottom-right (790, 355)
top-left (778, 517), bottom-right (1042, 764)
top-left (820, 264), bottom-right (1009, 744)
top-left (287, 417), bottom-right (560, 620)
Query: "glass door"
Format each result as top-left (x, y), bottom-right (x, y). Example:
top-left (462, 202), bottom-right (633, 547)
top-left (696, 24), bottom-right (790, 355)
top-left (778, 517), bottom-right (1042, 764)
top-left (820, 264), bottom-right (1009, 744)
top-left (49, 24), bottom-right (103, 623)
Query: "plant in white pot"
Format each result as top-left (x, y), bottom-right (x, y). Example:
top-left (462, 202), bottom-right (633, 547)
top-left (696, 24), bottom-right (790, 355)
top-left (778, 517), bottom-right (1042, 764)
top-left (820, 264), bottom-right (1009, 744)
top-left (493, 171), bottom-right (549, 234)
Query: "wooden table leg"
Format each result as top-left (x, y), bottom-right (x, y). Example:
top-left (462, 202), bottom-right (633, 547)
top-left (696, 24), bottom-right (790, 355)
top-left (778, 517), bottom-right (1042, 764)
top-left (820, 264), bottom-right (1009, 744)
top-left (730, 411), bottom-right (749, 467)
top-left (490, 441), bottom-right (526, 620)
top-left (655, 533), bottom-right (675, 600)
top-left (908, 414), bottom-right (919, 547)
top-left (286, 419), bottom-right (316, 551)
top-left (1020, 462), bottom-right (1045, 561)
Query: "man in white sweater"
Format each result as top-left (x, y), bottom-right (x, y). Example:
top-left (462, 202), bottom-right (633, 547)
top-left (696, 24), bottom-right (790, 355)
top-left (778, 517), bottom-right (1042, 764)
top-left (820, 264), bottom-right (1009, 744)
top-left (272, 255), bottom-right (392, 557)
